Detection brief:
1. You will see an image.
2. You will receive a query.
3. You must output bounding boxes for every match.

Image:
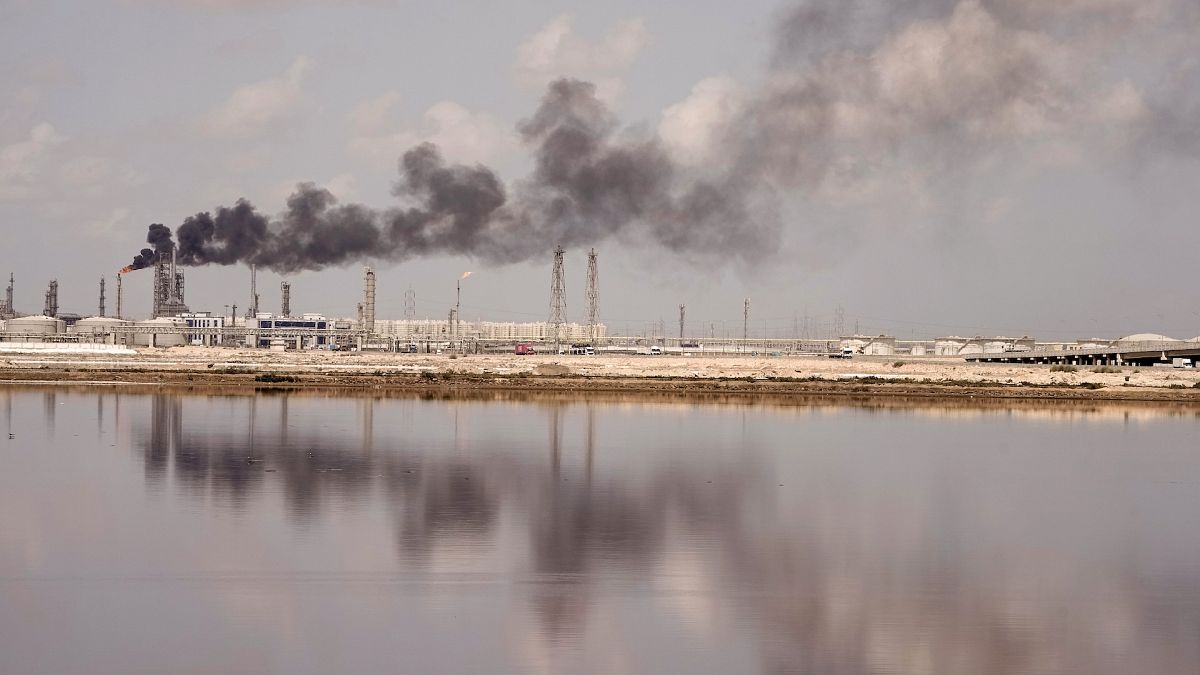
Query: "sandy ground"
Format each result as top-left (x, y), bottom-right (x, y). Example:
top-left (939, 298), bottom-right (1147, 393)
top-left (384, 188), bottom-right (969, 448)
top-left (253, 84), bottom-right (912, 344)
top-left (1, 346), bottom-right (1199, 402)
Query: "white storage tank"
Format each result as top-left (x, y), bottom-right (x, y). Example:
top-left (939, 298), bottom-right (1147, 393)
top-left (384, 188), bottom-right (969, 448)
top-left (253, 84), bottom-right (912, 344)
top-left (72, 317), bottom-right (133, 345)
top-left (5, 315), bottom-right (66, 340)
top-left (934, 339), bottom-right (965, 356)
top-left (132, 318), bottom-right (187, 347)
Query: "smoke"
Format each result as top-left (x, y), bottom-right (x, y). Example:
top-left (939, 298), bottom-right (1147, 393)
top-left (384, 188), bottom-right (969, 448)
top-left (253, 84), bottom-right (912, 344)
top-left (122, 223), bottom-right (175, 272)
top-left (124, 0), bottom-right (1199, 274)
top-left (126, 78), bottom-right (775, 273)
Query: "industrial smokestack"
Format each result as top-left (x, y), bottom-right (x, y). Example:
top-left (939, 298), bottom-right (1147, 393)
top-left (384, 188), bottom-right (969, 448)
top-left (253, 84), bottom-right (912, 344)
top-left (116, 274), bottom-right (123, 320)
top-left (281, 281), bottom-right (291, 317)
top-left (99, 277), bottom-right (106, 317)
top-left (247, 264), bottom-right (259, 318)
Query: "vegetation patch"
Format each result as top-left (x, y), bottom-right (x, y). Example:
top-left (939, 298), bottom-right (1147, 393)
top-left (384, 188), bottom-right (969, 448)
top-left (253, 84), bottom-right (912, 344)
top-left (1050, 365), bottom-right (1078, 373)
top-left (254, 373), bottom-right (298, 383)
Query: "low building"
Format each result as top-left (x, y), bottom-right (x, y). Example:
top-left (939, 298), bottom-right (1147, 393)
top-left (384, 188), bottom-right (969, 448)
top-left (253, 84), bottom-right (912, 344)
top-left (181, 312), bottom-right (225, 346)
top-left (254, 313), bottom-right (330, 348)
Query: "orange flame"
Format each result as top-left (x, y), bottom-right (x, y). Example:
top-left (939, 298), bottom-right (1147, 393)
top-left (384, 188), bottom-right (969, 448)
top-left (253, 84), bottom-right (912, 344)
top-left (461, 271), bottom-right (472, 280)
top-left (119, 265), bottom-right (136, 274)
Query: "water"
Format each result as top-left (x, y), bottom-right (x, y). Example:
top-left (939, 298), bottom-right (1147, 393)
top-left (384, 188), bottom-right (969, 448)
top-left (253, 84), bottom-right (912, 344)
top-left (1, 387), bottom-right (1198, 675)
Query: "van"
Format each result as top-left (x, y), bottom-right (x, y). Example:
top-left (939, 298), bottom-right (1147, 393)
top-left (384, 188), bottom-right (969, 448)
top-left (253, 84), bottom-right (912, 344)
top-left (650, 346), bottom-right (663, 355)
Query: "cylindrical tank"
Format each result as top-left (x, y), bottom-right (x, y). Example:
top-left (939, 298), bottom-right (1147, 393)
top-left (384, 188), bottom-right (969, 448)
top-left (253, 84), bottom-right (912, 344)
top-left (5, 315), bottom-right (66, 341)
top-left (983, 341), bottom-right (1008, 354)
top-left (934, 340), bottom-right (964, 356)
top-left (133, 318), bottom-right (187, 347)
top-left (72, 317), bottom-right (133, 345)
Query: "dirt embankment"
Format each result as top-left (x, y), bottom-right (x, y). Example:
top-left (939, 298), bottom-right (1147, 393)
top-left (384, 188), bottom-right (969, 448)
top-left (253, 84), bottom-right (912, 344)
top-left (2, 348), bottom-right (1199, 403)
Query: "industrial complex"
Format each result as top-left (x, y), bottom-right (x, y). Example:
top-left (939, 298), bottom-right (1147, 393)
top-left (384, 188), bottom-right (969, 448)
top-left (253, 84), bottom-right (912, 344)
top-left (1, 247), bottom-right (1197, 367)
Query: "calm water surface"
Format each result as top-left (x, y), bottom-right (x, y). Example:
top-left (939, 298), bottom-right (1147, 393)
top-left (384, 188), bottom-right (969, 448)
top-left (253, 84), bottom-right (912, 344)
top-left (1, 388), bottom-right (1198, 674)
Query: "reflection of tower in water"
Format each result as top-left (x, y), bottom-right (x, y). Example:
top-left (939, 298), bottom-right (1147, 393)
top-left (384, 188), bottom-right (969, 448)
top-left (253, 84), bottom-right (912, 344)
top-left (145, 394), bottom-right (182, 486)
top-left (43, 391), bottom-right (56, 437)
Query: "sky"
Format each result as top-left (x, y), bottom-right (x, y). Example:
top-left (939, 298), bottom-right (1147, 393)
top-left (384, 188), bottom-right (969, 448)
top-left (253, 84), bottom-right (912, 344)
top-left (2, 0), bottom-right (1198, 340)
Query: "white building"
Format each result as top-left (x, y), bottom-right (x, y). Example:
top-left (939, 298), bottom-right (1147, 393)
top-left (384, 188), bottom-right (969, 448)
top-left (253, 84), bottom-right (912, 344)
top-left (372, 319), bottom-right (606, 342)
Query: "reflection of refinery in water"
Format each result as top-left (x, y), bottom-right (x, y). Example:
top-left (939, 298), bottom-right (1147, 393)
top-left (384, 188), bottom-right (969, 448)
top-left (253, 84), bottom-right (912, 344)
top-left (97, 391), bottom-right (1199, 675)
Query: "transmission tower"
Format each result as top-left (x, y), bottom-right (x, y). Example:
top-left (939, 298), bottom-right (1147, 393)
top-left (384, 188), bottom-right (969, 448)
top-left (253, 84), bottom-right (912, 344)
top-left (679, 304), bottom-right (685, 339)
top-left (549, 245), bottom-right (566, 353)
top-left (403, 287), bottom-right (416, 320)
top-left (585, 248), bottom-right (598, 342)
top-left (743, 297), bottom-right (750, 341)
top-left (362, 267), bottom-right (376, 333)
top-left (834, 304), bottom-right (845, 338)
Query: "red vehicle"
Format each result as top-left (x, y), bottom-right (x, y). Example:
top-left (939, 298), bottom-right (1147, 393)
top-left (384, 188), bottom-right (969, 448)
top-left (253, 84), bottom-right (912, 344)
top-left (514, 343), bottom-right (535, 355)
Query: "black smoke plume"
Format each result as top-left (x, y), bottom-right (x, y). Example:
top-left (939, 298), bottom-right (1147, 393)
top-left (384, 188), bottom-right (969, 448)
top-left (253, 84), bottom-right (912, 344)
top-left (122, 223), bottom-right (175, 273)
top-left (125, 78), bottom-right (775, 274)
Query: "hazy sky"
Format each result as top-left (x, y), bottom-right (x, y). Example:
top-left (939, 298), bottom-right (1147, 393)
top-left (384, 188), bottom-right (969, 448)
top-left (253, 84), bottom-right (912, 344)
top-left (2, 0), bottom-right (1198, 339)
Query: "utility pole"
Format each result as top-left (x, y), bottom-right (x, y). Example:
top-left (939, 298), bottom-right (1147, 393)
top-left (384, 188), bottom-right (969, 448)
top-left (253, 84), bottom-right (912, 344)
top-left (549, 245), bottom-right (566, 354)
top-left (99, 277), bottom-right (106, 317)
top-left (679, 304), bottom-right (685, 339)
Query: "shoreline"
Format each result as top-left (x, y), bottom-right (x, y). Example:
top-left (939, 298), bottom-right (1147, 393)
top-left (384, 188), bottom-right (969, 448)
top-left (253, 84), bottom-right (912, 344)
top-left (2, 348), bottom-right (1198, 404)
top-left (3, 365), bottom-right (1200, 405)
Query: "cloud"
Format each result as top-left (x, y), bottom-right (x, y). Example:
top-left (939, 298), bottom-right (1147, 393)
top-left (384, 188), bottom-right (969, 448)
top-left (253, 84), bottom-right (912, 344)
top-left (86, 206), bottom-right (132, 237)
top-left (347, 95), bottom-right (512, 165)
top-left (658, 77), bottom-right (744, 165)
top-left (712, 0), bottom-right (1168, 201)
top-left (513, 14), bottom-right (648, 104)
top-left (203, 56), bottom-right (311, 139)
top-left (0, 122), bottom-right (66, 201)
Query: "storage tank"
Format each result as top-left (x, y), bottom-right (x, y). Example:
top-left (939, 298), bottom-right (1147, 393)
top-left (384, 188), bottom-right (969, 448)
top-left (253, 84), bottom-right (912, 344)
top-left (132, 318), bottom-right (187, 347)
top-left (72, 317), bottom-right (132, 345)
top-left (934, 339), bottom-right (965, 356)
top-left (5, 315), bottom-right (66, 341)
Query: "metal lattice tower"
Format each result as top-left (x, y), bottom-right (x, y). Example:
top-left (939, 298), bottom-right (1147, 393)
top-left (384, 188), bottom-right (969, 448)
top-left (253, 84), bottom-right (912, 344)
top-left (99, 277), bottom-right (106, 317)
top-left (679, 304), bottom-right (685, 339)
top-left (362, 267), bottom-right (376, 333)
top-left (44, 280), bottom-right (58, 317)
top-left (585, 248), bottom-right (598, 342)
top-left (280, 281), bottom-right (291, 317)
top-left (549, 245), bottom-right (566, 352)
top-left (152, 249), bottom-right (188, 318)
top-left (743, 298), bottom-right (750, 341)
top-left (403, 287), bottom-right (416, 320)
top-left (834, 304), bottom-right (845, 338)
